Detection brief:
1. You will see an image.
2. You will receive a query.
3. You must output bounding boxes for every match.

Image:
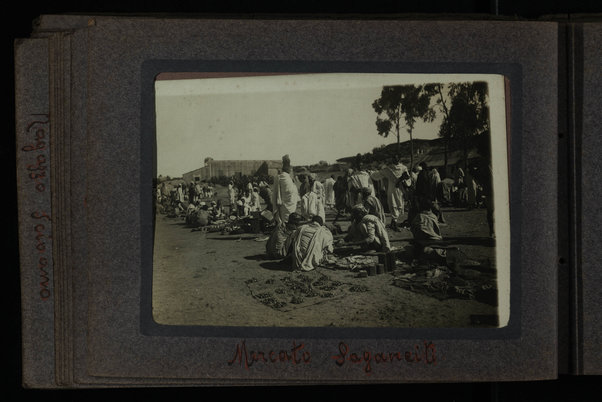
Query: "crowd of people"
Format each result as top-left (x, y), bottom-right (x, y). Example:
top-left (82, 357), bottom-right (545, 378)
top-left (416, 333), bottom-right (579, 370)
top-left (157, 152), bottom-right (494, 273)
top-left (264, 153), bottom-right (493, 271)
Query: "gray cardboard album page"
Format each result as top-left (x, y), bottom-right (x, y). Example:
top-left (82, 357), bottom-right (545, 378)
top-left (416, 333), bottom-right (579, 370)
top-left (16, 15), bottom-right (561, 387)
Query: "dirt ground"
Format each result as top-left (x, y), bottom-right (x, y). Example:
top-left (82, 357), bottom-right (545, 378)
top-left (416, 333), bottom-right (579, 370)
top-left (152, 189), bottom-right (499, 328)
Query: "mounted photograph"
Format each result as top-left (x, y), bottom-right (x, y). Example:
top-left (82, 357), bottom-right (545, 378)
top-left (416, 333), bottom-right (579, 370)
top-left (151, 72), bottom-right (511, 329)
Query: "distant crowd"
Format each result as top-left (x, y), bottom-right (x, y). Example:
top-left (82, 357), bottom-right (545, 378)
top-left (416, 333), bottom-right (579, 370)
top-left (156, 153), bottom-right (494, 273)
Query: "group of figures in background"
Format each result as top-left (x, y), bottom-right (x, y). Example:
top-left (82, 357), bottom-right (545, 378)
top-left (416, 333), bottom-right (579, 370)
top-left (265, 153), bottom-right (494, 273)
top-left (156, 152), bottom-right (494, 276)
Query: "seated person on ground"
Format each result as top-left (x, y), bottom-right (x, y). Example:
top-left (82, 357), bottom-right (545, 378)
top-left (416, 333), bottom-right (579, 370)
top-left (410, 198), bottom-right (443, 243)
top-left (187, 203), bottom-right (211, 228)
top-left (410, 198), bottom-right (446, 262)
top-left (195, 204), bottom-right (211, 227)
top-left (265, 212), bottom-right (304, 260)
top-left (344, 205), bottom-right (391, 253)
top-left (361, 186), bottom-right (386, 225)
top-left (290, 215), bottom-right (334, 272)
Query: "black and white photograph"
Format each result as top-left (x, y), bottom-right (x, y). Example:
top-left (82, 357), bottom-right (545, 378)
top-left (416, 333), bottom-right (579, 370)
top-left (152, 73), bottom-right (510, 329)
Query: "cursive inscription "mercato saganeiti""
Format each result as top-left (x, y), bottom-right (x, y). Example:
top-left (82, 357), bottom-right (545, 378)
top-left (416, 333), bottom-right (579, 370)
top-left (227, 340), bottom-right (438, 375)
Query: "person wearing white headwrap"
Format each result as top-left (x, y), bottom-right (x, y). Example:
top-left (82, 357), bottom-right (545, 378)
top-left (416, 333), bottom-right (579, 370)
top-left (272, 155), bottom-right (300, 225)
top-left (370, 156), bottom-right (408, 231)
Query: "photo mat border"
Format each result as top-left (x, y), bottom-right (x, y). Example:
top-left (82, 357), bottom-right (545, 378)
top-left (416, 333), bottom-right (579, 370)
top-left (140, 60), bottom-right (523, 340)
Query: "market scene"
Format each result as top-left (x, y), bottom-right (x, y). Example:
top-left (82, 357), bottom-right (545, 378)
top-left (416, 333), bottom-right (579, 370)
top-left (152, 78), bottom-right (504, 329)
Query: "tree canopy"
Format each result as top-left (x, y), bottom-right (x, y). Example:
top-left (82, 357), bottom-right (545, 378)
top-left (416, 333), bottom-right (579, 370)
top-left (371, 81), bottom-right (491, 171)
top-left (371, 84), bottom-right (436, 167)
top-left (440, 82), bottom-right (490, 142)
top-left (439, 82), bottom-right (490, 169)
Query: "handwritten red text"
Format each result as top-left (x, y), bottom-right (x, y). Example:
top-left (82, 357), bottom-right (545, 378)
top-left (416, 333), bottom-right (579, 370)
top-left (331, 341), bottom-right (437, 375)
top-left (228, 340), bottom-right (311, 369)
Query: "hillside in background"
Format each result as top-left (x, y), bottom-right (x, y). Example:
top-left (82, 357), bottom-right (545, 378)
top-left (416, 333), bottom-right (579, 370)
top-left (336, 134), bottom-right (491, 171)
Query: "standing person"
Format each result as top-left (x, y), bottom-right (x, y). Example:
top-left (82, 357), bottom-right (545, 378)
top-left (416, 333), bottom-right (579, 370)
top-left (361, 186), bottom-right (386, 225)
top-left (476, 163), bottom-right (495, 238)
top-left (195, 182), bottom-right (203, 201)
top-left (177, 183), bottom-right (185, 203)
top-left (347, 164), bottom-right (374, 207)
top-left (160, 182), bottom-right (170, 206)
top-left (333, 175), bottom-right (348, 213)
top-left (311, 174), bottom-right (325, 201)
top-left (238, 191), bottom-right (252, 216)
top-left (298, 174), bottom-right (311, 198)
top-left (440, 177), bottom-right (455, 206)
top-left (188, 182), bottom-right (196, 204)
top-left (324, 175), bottom-right (336, 208)
top-left (258, 181), bottom-right (273, 212)
top-left (300, 178), bottom-right (326, 223)
top-left (414, 162), bottom-right (445, 224)
top-left (465, 166), bottom-right (479, 210)
top-left (332, 174), bottom-right (349, 225)
top-left (272, 155), bottom-right (300, 225)
top-left (227, 181), bottom-right (237, 214)
top-left (250, 187), bottom-right (262, 213)
top-left (290, 215), bottom-right (334, 272)
top-left (396, 169), bottom-right (416, 229)
top-left (410, 166), bottom-right (420, 186)
top-left (454, 163), bottom-right (465, 186)
top-left (370, 156), bottom-right (408, 231)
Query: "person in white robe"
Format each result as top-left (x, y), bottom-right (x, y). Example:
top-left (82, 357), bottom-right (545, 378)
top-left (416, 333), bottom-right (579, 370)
top-left (324, 175), bottom-right (336, 208)
top-left (265, 213), bottom-right (303, 260)
top-left (344, 205), bottom-right (391, 252)
top-left (238, 191), bottom-right (252, 216)
top-left (177, 184), bottom-right (185, 203)
top-left (347, 167), bottom-right (374, 207)
top-left (249, 187), bottom-right (262, 212)
top-left (272, 155), bottom-right (300, 225)
top-left (227, 182), bottom-right (236, 213)
top-left (300, 186), bottom-right (326, 223)
top-left (290, 216), bottom-right (334, 272)
top-left (361, 187), bottom-right (386, 225)
top-left (311, 174), bottom-right (325, 201)
top-left (370, 158), bottom-right (408, 230)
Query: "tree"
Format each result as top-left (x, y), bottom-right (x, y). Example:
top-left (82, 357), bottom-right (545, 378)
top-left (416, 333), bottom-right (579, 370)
top-left (424, 83), bottom-right (453, 173)
top-left (441, 82), bottom-right (490, 170)
top-left (372, 85), bottom-right (436, 168)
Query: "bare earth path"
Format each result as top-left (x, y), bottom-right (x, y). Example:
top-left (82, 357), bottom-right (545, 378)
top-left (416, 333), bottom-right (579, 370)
top-left (152, 205), bottom-right (498, 328)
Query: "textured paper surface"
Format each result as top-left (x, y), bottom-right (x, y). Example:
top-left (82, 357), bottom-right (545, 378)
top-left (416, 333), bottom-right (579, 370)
top-left (18, 16), bottom-right (561, 386)
top-left (580, 22), bottom-right (602, 375)
top-left (15, 37), bottom-right (55, 388)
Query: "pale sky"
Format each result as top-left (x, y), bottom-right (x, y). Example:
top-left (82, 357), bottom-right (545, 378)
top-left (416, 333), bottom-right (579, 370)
top-left (155, 73), bottom-right (496, 177)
